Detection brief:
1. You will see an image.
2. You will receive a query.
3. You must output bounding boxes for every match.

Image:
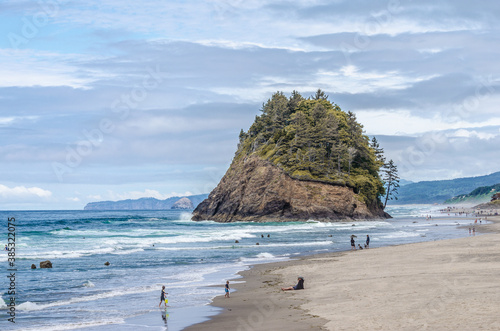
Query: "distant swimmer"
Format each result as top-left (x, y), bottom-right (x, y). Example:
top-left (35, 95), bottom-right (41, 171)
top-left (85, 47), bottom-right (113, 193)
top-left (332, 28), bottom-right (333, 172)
top-left (4, 245), bottom-right (8, 251)
top-left (159, 285), bottom-right (168, 308)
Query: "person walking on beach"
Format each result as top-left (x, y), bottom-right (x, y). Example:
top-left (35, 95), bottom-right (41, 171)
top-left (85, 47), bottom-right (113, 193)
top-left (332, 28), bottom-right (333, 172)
top-left (159, 285), bottom-right (168, 308)
top-left (351, 236), bottom-right (356, 250)
top-left (366, 235), bottom-right (370, 248)
top-left (225, 281), bottom-right (230, 298)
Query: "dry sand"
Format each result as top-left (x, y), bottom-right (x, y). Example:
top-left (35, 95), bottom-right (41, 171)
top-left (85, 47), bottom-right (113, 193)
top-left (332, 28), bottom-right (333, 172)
top-left (186, 217), bottom-right (500, 331)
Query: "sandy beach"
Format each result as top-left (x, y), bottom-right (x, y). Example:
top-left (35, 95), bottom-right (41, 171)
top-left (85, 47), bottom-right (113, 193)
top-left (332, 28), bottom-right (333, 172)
top-left (186, 216), bottom-right (500, 331)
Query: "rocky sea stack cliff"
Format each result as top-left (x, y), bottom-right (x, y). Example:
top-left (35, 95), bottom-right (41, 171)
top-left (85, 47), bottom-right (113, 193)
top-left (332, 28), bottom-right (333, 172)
top-left (192, 90), bottom-right (390, 222)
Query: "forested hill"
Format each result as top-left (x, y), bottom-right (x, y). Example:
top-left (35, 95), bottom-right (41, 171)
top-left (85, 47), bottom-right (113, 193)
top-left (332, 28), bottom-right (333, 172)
top-left (393, 171), bottom-right (500, 204)
top-left (235, 90), bottom-right (385, 208)
top-left (445, 183), bottom-right (500, 205)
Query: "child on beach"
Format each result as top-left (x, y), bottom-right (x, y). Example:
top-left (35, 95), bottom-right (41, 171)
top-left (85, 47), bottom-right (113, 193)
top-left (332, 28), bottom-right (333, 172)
top-left (225, 281), bottom-right (230, 298)
top-left (281, 277), bottom-right (304, 291)
top-left (159, 285), bottom-right (168, 308)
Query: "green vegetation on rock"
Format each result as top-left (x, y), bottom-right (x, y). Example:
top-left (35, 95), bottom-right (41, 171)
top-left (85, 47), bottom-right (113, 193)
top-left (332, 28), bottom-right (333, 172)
top-left (234, 90), bottom-right (385, 208)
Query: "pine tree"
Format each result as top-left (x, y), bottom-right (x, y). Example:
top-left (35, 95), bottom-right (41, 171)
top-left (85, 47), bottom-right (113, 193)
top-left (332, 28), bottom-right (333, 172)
top-left (382, 159), bottom-right (400, 208)
top-left (370, 137), bottom-right (386, 165)
top-left (313, 89), bottom-right (329, 100)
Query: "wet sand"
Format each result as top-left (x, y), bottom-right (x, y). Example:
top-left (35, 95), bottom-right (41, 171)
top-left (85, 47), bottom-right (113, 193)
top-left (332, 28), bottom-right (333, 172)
top-left (186, 216), bottom-right (500, 331)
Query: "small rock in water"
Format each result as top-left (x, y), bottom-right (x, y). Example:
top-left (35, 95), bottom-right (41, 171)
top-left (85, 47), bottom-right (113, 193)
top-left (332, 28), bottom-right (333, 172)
top-left (235, 240), bottom-right (239, 243)
top-left (31, 264), bottom-right (37, 269)
top-left (40, 260), bottom-right (52, 268)
top-left (352, 224), bottom-right (355, 226)
top-left (256, 243), bottom-right (260, 245)
top-left (104, 261), bottom-right (110, 266)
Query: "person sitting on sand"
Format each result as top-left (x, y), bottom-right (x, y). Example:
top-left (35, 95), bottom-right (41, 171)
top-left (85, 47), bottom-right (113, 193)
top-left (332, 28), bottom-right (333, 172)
top-left (225, 280), bottom-right (230, 298)
top-left (282, 277), bottom-right (304, 291)
top-left (358, 244), bottom-right (363, 250)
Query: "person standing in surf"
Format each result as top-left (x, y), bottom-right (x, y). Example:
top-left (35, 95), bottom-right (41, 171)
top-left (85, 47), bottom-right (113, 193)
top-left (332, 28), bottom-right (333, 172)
top-left (225, 281), bottom-right (230, 298)
top-left (159, 285), bottom-right (168, 308)
top-left (366, 235), bottom-right (370, 248)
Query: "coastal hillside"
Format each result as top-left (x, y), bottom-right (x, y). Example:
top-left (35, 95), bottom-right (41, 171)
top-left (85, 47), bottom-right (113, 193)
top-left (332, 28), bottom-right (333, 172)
top-left (84, 194), bottom-right (208, 210)
top-left (192, 90), bottom-right (389, 222)
top-left (393, 171), bottom-right (500, 204)
top-left (445, 183), bottom-right (500, 205)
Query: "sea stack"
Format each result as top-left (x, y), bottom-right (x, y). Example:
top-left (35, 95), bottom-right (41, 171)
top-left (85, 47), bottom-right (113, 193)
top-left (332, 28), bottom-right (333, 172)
top-left (192, 90), bottom-right (390, 222)
top-left (171, 197), bottom-right (194, 210)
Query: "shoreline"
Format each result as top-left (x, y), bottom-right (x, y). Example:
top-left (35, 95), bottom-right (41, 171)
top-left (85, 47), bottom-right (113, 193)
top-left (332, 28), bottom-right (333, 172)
top-left (185, 215), bottom-right (500, 331)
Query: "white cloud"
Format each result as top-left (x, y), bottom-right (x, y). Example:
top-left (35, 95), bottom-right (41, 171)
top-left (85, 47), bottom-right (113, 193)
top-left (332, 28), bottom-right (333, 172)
top-left (448, 129), bottom-right (496, 140)
top-left (67, 197), bottom-right (80, 202)
top-left (0, 184), bottom-right (52, 199)
top-left (357, 109), bottom-right (500, 136)
top-left (0, 116), bottom-right (39, 126)
top-left (0, 49), bottom-right (106, 88)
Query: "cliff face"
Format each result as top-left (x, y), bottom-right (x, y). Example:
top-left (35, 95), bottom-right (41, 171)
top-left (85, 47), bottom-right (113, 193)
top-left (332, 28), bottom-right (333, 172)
top-left (192, 155), bottom-right (389, 222)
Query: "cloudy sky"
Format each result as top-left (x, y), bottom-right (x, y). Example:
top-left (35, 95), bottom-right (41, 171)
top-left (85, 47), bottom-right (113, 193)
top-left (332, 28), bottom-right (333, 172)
top-left (1, 0), bottom-right (499, 210)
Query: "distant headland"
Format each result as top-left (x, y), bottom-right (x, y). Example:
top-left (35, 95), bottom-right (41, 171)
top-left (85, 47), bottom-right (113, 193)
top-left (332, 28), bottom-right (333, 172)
top-left (83, 194), bottom-right (208, 211)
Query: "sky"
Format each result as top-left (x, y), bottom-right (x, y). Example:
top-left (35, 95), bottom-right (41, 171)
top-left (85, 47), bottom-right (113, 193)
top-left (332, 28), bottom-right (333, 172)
top-left (1, 0), bottom-right (500, 210)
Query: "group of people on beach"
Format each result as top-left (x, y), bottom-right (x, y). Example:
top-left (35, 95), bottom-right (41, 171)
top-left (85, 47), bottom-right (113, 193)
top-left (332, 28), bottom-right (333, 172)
top-left (351, 234), bottom-right (370, 250)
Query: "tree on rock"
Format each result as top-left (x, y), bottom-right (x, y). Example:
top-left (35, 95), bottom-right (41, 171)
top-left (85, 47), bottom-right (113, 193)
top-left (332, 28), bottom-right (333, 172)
top-left (382, 159), bottom-right (400, 208)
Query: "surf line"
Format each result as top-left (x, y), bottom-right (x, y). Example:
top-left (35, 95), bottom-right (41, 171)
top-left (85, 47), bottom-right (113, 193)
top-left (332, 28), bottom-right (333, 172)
top-left (6, 217), bottom-right (17, 323)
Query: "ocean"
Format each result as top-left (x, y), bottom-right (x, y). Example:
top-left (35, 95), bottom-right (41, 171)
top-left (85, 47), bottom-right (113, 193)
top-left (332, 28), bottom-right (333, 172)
top-left (0, 205), bottom-right (478, 330)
